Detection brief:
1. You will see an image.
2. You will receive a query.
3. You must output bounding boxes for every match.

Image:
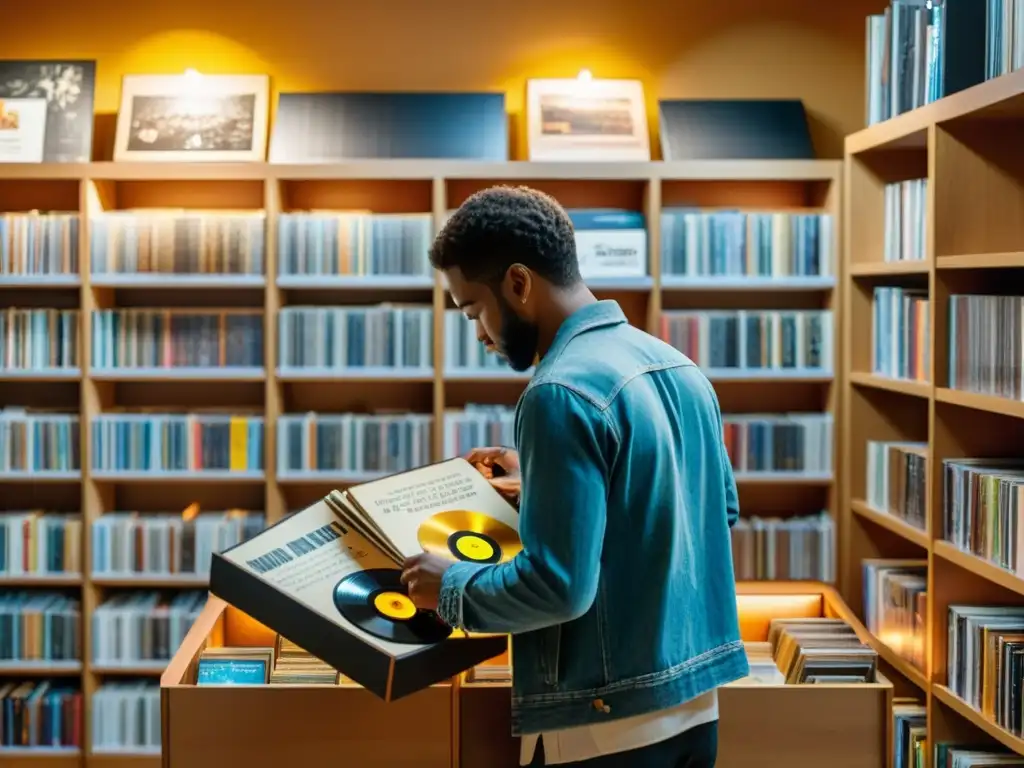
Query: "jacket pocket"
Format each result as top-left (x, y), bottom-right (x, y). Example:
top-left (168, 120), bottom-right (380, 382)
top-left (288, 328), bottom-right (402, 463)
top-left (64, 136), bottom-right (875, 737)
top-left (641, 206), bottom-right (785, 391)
top-left (538, 624), bottom-right (562, 686)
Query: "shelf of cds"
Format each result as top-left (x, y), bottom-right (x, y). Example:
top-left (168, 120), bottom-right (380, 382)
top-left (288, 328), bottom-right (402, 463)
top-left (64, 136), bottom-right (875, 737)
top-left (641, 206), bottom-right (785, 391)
top-left (843, 55), bottom-right (1024, 765)
top-left (0, 158), bottom-right (841, 763)
top-left (158, 583), bottom-right (891, 768)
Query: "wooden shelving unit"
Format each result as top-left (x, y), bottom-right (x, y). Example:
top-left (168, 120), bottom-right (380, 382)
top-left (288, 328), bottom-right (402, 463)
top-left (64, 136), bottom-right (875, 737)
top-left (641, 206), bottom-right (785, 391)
top-left (841, 67), bottom-right (1024, 762)
top-left (0, 158), bottom-right (840, 766)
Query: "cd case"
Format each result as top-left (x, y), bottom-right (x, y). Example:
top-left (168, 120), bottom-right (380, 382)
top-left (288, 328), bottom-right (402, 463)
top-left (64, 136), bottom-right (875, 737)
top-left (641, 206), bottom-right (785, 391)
top-left (210, 497), bottom-right (508, 701)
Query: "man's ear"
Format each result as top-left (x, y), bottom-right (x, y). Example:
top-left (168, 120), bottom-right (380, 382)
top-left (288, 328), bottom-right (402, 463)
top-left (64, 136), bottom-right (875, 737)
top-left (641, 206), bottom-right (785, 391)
top-left (503, 264), bottom-right (532, 306)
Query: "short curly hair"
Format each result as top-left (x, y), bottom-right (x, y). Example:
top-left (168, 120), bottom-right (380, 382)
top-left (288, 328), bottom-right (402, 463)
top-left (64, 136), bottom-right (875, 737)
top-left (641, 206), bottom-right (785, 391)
top-left (429, 185), bottom-right (581, 288)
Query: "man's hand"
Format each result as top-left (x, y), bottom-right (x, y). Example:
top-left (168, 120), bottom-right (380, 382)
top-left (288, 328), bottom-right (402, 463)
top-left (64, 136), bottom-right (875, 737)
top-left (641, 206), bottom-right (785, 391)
top-left (400, 552), bottom-right (454, 613)
top-left (465, 446), bottom-right (521, 502)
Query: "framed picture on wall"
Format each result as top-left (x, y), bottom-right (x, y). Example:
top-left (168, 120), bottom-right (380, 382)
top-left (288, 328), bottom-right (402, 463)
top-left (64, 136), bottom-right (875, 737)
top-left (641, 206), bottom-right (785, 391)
top-left (525, 77), bottom-right (650, 162)
top-left (113, 73), bottom-right (270, 163)
top-left (0, 60), bottom-right (96, 163)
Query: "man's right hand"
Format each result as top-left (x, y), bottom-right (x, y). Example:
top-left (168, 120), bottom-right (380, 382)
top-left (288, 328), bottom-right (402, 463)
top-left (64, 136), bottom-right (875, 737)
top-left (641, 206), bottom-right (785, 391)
top-left (465, 446), bottom-right (521, 502)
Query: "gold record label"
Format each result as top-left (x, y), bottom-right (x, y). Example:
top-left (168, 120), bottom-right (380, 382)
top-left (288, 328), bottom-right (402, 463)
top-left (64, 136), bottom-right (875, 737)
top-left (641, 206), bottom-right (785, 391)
top-left (373, 591), bottom-right (417, 621)
top-left (417, 510), bottom-right (522, 565)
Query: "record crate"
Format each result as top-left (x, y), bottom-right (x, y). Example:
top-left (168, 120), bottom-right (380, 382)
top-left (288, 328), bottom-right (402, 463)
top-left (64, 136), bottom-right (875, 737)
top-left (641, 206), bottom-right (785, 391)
top-left (460, 582), bottom-right (893, 768)
top-left (159, 595), bottom-right (456, 768)
top-left (163, 583), bottom-right (891, 768)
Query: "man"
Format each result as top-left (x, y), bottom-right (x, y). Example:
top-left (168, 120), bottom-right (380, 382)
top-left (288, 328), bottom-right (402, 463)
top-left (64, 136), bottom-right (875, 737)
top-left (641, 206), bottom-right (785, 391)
top-left (401, 186), bottom-right (747, 767)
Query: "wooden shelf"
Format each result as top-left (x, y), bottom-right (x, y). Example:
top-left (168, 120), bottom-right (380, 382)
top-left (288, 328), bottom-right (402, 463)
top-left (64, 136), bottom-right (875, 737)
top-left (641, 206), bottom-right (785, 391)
top-left (937, 252), bottom-right (1024, 270)
top-left (846, 68), bottom-right (1024, 155)
top-left (847, 371), bottom-right (931, 399)
top-left (91, 664), bottom-right (166, 676)
top-left (849, 260), bottom-right (931, 277)
top-left (932, 685), bottom-right (1024, 755)
top-left (0, 662), bottom-right (82, 675)
top-left (90, 575), bottom-right (208, 589)
top-left (0, 369), bottom-right (81, 381)
top-left (935, 387), bottom-right (1024, 420)
top-left (843, 67), bottom-right (1024, 755)
top-left (0, 749), bottom-right (82, 768)
top-left (850, 499), bottom-right (929, 549)
top-left (0, 159), bottom-right (841, 183)
top-left (88, 756), bottom-right (161, 768)
top-left (660, 275), bottom-right (836, 291)
top-left (0, 164), bottom-right (91, 180)
top-left (933, 541), bottom-right (1024, 599)
top-left (0, 574), bottom-right (83, 587)
top-left (658, 159), bottom-right (841, 181)
top-left (861, 631), bottom-right (928, 692)
top-left (1, 156), bottom-right (843, 764)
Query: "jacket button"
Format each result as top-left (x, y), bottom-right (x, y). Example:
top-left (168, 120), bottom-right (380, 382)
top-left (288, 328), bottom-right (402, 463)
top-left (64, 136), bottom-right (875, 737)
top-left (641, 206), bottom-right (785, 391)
top-left (592, 699), bottom-right (611, 714)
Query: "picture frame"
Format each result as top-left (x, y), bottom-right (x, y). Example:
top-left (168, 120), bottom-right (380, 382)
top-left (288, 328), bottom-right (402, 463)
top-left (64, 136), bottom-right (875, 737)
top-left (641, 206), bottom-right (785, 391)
top-left (525, 77), bottom-right (650, 162)
top-left (0, 97), bottom-right (48, 163)
top-left (196, 645), bottom-right (275, 686)
top-left (113, 73), bottom-right (270, 163)
top-left (0, 60), bottom-right (96, 163)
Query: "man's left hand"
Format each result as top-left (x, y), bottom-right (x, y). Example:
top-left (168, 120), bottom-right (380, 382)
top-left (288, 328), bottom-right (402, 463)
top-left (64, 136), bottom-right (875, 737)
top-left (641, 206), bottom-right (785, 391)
top-left (400, 552), bottom-right (454, 612)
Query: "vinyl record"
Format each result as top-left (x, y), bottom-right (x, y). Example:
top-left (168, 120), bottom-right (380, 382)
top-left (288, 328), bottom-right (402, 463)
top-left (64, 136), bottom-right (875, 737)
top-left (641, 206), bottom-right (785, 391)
top-left (332, 568), bottom-right (453, 645)
top-left (418, 510), bottom-right (522, 565)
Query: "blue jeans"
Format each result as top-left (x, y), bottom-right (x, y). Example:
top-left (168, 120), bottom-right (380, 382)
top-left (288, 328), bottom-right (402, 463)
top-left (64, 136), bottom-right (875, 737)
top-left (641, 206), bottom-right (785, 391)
top-left (528, 720), bottom-right (718, 767)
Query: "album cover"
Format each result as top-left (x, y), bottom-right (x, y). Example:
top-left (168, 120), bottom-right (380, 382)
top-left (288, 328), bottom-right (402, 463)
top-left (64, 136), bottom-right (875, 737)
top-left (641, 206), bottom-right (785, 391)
top-left (196, 646), bottom-right (274, 685)
top-left (331, 457), bottom-right (522, 567)
top-left (268, 91), bottom-right (508, 162)
top-left (210, 497), bottom-right (508, 701)
top-left (658, 99), bottom-right (815, 160)
top-left (0, 60), bottom-right (96, 163)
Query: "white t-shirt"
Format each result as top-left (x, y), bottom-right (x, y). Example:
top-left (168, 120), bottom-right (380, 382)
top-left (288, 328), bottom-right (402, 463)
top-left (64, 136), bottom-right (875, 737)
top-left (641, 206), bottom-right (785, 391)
top-left (518, 689), bottom-right (719, 766)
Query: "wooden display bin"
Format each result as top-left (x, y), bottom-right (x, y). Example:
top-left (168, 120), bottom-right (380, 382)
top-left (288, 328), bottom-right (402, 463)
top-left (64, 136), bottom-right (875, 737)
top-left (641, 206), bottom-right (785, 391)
top-left (160, 595), bottom-right (456, 768)
top-left (461, 583), bottom-right (893, 768)
top-left (163, 584), bottom-right (891, 768)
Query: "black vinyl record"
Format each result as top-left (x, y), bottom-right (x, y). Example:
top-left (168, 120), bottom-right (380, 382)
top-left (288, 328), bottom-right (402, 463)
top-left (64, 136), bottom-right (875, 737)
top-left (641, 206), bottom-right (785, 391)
top-left (333, 568), bottom-right (452, 645)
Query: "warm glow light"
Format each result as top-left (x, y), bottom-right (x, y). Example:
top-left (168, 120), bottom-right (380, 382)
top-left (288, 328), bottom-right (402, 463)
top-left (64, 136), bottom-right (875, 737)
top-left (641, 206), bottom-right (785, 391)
top-left (181, 502), bottom-right (200, 522)
top-left (577, 68), bottom-right (593, 81)
top-left (736, 593), bottom-right (824, 641)
top-left (225, 605), bottom-right (278, 647)
top-left (183, 67), bottom-right (202, 81)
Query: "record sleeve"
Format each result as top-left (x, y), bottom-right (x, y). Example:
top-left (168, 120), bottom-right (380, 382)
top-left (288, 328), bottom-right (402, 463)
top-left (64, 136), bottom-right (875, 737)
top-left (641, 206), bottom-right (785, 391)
top-left (210, 498), bottom-right (507, 701)
top-left (337, 457), bottom-right (523, 565)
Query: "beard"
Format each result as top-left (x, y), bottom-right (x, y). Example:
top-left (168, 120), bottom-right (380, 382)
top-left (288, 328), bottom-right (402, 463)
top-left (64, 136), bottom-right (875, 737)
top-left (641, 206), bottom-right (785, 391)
top-left (495, 292), bottom-right (539, 372)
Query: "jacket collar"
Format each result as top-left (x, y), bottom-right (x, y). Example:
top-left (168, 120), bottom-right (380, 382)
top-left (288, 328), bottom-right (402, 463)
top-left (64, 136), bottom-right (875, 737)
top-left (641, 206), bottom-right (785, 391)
top-left (536, 300), bottom-right (627, 371)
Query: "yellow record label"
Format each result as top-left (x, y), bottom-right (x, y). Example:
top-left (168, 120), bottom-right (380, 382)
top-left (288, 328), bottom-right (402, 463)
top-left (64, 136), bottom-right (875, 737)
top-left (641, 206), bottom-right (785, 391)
top-left (373, 591), bottom-right (417, 621)
top-left (454, 534), bottom-right (496, 562)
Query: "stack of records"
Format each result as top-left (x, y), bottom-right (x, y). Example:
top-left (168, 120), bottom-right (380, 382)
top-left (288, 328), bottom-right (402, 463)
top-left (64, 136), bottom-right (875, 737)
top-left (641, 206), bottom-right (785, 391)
top-left (729, 641), bottom-right (785, 685)
top-left (465, 651), bottom-right (511, 683)
top-left (270, 636), bottom-right (346, 685)
top-left (892, 697), bottom-right (926, 767)
top-left (767, 618), bottom-right (877, 684)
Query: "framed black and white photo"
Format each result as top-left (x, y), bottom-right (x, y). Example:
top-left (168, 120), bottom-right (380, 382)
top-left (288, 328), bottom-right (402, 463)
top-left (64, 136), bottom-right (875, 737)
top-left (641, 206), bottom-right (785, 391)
top-left (113, 73), bottom-right (270, 163)
top-left (526, 77), bottom-right (650, 162)
top-left (0, 60), bottom-right (96, 163)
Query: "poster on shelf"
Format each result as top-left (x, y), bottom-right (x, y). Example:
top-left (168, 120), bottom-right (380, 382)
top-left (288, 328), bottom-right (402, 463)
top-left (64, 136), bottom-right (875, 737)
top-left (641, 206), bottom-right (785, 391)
top-left (113, 73), bottom-right (270, 163)
top-left (0, 98), bottom-right (48, 163)
top-left (525, 77), bottom-right (650, 162)
top-left (0, 60), bottom-right (96, 163)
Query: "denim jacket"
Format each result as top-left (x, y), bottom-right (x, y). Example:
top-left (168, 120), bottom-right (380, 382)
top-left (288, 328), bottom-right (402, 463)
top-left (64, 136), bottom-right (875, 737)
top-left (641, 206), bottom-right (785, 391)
top-left (437, 300), bottom-right (748, 735)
